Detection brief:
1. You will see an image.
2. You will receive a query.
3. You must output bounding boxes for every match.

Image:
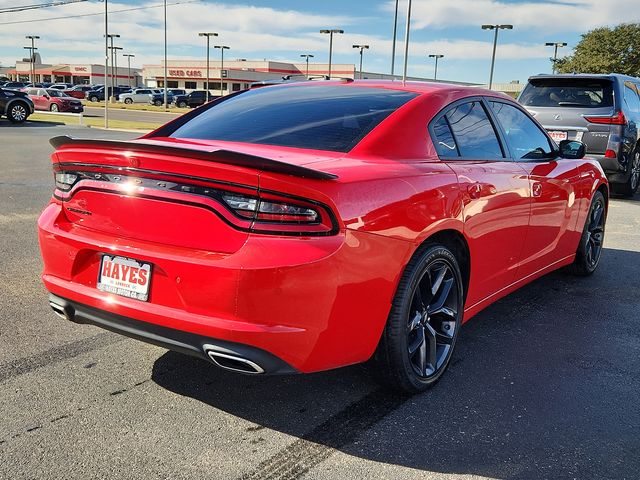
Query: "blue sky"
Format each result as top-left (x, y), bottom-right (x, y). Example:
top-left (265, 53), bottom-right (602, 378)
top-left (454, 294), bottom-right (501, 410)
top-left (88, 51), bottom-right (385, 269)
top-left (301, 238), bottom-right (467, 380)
top-left (1, 0), bottom-right (638, 84)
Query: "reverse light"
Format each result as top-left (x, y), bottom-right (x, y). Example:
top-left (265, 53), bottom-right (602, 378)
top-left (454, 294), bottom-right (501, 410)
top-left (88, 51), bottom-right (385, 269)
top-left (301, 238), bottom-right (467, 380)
top-left (54, 172), bottom-right (78, 191)
top-left (584, 111), bottom-right (626, 125)
top-left (221, 193), bottom-right (319, 223)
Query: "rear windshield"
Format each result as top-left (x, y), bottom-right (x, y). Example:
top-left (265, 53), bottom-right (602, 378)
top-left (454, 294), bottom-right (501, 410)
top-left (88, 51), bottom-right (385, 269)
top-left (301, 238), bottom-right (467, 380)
top-left (519, 78), bottom-right (614, 108)
top-left (169, 85), bottom-right (418, 152)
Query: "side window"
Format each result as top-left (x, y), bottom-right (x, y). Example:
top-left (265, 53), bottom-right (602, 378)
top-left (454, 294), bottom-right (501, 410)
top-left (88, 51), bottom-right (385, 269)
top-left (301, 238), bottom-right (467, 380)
top-left (432, 116), bottom-right (459, 157)
top-left (444, 101), bottom-right (503, 159)
top-left (490, 101), bottom-right (554, 160)
top-left (624, 82), bottom-right (640, 113)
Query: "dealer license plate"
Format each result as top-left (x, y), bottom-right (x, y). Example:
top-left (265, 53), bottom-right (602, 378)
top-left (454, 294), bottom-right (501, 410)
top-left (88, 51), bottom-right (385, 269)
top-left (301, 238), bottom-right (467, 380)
top-left (548, 131), bottom-right (568, 142)
top-left (97, 255), bottom-right (152, 301)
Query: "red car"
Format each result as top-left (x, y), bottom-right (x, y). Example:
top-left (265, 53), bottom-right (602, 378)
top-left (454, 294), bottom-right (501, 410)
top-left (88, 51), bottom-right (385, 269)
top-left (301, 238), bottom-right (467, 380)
top-left (63, 85), bottom-right (94, 99)
top-left (38, 80), bottom-right (608, 393)
top-left (28, 88), bottom-right (83, 113)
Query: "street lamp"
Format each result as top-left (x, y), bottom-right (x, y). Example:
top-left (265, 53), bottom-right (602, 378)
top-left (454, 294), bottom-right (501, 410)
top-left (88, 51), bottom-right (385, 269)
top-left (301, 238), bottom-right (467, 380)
top-left (402, 0), bottom-right (413, 84)
top-left (163, 0), bottom-right (168, 107)
top-left (214, 45), bottom-right (230, 98)
top-left (390, 0), bottom-right (399, 78)
top-left (123, 53), bottom-right (135, 87)
top-left (545, 42), bottom-right (567, 74)
top-left (103, 0), bottom-right (109, 128)
top-left (199, 32), bottom-right (218, 102)
top-left (105, 33), bottom-right (120, 102)
top-left (319, 29), bottom-right (344, 78)
top-left (428, 54), bottom-right (444, 80)
top-left (481, 24), bottom-right (513, 90)
top-left (109, 46), bottom-right (122, 92)
top-left (23, 46), bottom-right (38, 83)
top-left (300, 54), bottom-right (314, 78)
top-left (25, 36), bottom-right (39, 82)
top-left (352, 45), bottom-right (369, 79)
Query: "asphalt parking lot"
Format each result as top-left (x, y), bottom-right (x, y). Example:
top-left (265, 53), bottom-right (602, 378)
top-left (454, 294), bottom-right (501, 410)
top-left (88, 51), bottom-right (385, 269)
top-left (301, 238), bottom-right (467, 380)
top-left (1, 122), bottom-right (639, 480)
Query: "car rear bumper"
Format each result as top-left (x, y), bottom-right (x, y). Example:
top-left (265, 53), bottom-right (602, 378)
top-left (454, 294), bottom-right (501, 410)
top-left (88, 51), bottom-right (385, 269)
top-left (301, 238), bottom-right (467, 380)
top-left (38, 202), bottom-right (412, 373)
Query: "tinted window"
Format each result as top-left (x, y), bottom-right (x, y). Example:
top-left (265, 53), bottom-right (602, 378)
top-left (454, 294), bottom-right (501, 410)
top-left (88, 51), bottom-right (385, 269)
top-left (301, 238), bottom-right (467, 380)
top-left (432, 116), bottom-right (459, 157)
top-left (490, 101), bottom-right (554, 160)
top-left (519, 78), bottom-right (614, 108)
top-left (170, 86), bottom-right (418, 152)
top-left (444, 101), bottom-right (503, 159)
top-left (624, 83), bottom-right (640, 113)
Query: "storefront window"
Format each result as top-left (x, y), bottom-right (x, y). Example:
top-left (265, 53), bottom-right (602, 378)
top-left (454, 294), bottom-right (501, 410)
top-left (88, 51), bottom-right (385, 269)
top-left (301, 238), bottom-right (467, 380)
top-left (185, 81), bottom-right (197, 89)
top-left (167, 81), bottom-right (179, 88)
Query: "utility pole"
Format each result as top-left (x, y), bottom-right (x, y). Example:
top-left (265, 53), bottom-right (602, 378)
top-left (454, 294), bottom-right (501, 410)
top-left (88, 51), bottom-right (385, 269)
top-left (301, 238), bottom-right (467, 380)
top-left (123, 53), bottom-right (135, 87)
top-left (106, 34), bottom-right (120, 102)
top-left (481, 24), bottom-right (513, 90)
top-left (319, 29), bottom-right (344, 78)
top-left (199, 32), bottom-right (218, 102)
top-left (300, 54), bottom-right (314, 78)
top-left (402, 0), bottom-right (412, 84)
top-left (25, 36), bottom-right (39, 82)
top-left (352, 45), bottom-right (369, 79)
top-left (545, 42), bottom-right (567, 74)
top-left (390, 0), bottom-right (399, 79)
top-left (428, 54), bottom-right (444, 80)
top-left (104, 0), bottom-right (108, 128)
top-left (111, 46), bottom-right (122, 88)
top-left (214, 45), bottom-right (230, 97)
top-left (163, 0), bottom-right (168, 108)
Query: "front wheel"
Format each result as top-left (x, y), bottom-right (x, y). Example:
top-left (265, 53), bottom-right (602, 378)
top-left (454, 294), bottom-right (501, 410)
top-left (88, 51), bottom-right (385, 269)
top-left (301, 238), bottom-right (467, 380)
top-left (50, 103), bottom-right (59, 112)
top-left (177, 101), bottom-right (187, 108)
top-left (89, 96), bottom-right (99, 103)
top-left (371, 244), bottom-right (464, 393)
top-left (613, 148), bottom-right (640, 197)
top-left (8, 102), bottom-right (29, 123)
top-left (124, 98), bottom-right (133, 104)
top-left (154, 99), bottom-right (162, 106)
top-left (568, 190), bottom-right (606, 276)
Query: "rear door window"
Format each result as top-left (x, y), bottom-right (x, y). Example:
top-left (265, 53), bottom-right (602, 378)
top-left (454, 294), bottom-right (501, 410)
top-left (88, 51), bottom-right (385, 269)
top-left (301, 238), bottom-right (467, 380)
top-left (441, 101), bottom-right (504, 159)
top-left (624, 82), bottom-right (640, 113)
top-left (519, 78), bottom-right (614, 108)
top-left (490, 101), bottom-right (555, 160)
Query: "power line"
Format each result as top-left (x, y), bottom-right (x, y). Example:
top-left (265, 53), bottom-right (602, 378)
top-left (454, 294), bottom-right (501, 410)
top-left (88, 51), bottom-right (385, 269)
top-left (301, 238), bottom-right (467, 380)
top-left (0, 0), bottom-right (200, 25)
top-left (0, 0), bottom-right (89, 14)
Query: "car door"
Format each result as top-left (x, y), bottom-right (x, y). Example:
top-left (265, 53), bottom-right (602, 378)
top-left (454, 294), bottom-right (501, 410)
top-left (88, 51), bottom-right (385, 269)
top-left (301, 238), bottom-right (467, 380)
top-left (33, 89), bottom-right (47, 110)
top-left (488, 99), bottom-right (585, 279)
top-left (430, 98), bottom-right (531, 308)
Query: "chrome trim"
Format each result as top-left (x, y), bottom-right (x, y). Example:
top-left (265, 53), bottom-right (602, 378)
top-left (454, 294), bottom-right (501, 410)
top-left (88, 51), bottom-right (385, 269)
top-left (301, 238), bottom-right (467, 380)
top-left (203, 345), bottom-right (265, 374)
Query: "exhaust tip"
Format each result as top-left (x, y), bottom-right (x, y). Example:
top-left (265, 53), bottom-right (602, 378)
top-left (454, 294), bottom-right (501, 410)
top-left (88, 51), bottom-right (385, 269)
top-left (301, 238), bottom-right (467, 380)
top-left (49, 300), bottom-right (73, 321)
top-left (204, 345), bottom-right (265, 374)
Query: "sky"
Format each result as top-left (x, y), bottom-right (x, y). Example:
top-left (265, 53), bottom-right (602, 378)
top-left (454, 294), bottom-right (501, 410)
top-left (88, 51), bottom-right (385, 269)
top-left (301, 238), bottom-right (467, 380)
top-left (1, 0), bottom-right (639, 85)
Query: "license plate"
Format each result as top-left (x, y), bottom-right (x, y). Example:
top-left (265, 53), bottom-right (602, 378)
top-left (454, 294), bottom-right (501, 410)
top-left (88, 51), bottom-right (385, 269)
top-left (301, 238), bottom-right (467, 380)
top-left (548, 131), bottom-right (568, 142)
top-left (97, 255), bottom-right (152, 301)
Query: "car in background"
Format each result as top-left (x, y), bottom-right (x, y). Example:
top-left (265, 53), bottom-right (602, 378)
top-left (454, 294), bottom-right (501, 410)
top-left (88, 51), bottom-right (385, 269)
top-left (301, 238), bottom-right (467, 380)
top-left (118, 88), bottom-right (161, 104)
top-left (3, 81), bottom-right (28, 90)
top-left (519, 74), bottom-right (640, 196)
top-left (85, 86), bottom-right (131, 102)
top-left (50, 83), bottom-right (74, 90)
top-left (27, 88), bottom-right (83, 113)
top-left (172, 90), bottom-right (208, 108)
top-left (40, 80), bottom-right (608, 393)
top-left (0, 87), bottom-right (34, 123)
top-left (148, 89), bottom-right (187, 106)
top-left (64, 85), bottom-right (94, 99)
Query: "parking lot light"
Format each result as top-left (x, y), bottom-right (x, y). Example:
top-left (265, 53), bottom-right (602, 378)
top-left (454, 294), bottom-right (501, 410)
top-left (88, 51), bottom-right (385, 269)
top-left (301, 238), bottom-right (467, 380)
top-left (25, 36), bottom-right (39, 82)
top-left (402, 0), bottom-right (412, 84)
top-left (390, 0), bottom-right (399, 79)
top-left (300, 54), bottom-right (314, 78)
top-left (214, 45), bottom-right (230, 98)
top-left (105, 34), bottom-right (120, 103)
top-left (352, 45), bottom-right (369, 80)
top-left (320, 29), bottom-right (344, 78)
top-left (428, 54), bottom-right (444, 80)
top-left (199, 32), bottom-right (218, 102)
top-left (123, 53), bottom-right (135, 87)
top-left (545, 42), bottom-right (568, 74)
top-left (481, 24), bottom-right (513, 90)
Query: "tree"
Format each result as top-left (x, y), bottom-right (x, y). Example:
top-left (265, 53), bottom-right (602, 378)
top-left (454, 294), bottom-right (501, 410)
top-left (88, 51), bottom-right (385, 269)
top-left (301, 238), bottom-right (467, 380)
top-left (556, 23), bottom-right (640, 76)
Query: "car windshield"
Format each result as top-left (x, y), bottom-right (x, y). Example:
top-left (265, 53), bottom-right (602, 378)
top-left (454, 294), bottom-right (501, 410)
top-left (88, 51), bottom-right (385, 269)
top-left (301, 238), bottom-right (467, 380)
top-left (169, 85), bottom-right (418, 152)
top-left (519, 78), bottom-right (614, 108)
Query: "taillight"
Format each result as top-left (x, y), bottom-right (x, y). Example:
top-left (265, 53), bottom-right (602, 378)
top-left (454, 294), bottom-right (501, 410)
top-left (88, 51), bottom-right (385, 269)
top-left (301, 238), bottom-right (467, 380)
top-left (584, 111), bottom-right (626, 125)
top-left (221, 193), bottom-right (319, 224)
top-left (604, 149), bottom-right (618, 159)
top-left (54, 172), bottom-right (78, 191)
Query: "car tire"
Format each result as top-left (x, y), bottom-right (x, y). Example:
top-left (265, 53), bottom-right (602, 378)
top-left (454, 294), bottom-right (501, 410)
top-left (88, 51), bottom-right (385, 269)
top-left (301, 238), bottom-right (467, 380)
top-left (177, 101), bottom-right (187, 108)
top-left (7, 102), bottom-right (29, 123)
top-left (568, 190), bottom-right (606, 276)
top-left (370, 244), bottom-right (464, 393)
top-left (50, 104), bottom-right (59, 112)
top-left (612, 147), bottom-right (640, 197)
top-left (154, 100), bottom-right (162, 106)
top-left (89, 96), bottom-right (99, 103)
top-left (124, 98), bottom-right (133, 104)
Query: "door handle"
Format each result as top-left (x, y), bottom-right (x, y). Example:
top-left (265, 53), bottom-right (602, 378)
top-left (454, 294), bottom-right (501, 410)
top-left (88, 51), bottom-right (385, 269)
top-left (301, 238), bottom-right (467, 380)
top-left (467, 183), bottom-right (482, 199)
top-left (532, 182), bottom-right (542, 198)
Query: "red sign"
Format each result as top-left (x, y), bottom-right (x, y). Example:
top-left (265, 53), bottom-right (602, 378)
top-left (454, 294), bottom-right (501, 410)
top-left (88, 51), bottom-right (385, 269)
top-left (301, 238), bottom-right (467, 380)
top-left (74, 66), bottom-right (88, 72)
top-left (168, 69), bottom-right (203, 77)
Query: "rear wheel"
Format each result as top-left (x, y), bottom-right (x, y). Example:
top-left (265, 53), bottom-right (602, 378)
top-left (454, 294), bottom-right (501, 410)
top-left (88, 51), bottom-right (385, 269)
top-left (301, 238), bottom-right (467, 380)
top-left (50, 103), bottom-right (59, 112)
top-left (154, 99), bottom-right (162, 106)
top-left (568, 190), bottom-right (606, 276)
top-left (612, 148), bottom-right (640, 197)
top-left (89, 96), bottom-right (99, 103)
top-left (7, 102), bottom-right (29, 123)
top-left (177, 101), bottom-right (187, 108)
top-left (371, 244), bottom-right (464, 393)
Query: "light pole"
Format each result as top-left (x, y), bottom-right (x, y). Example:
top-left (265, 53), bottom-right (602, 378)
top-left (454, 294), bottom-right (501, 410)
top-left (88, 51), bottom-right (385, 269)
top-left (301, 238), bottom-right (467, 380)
top-left (352, 45), bottom-right (369, 79)
top-left (110, 46), bottom-right (122, 88)
top-left (199, 32), bottom-right (218, 102)
top-left (481, 24), bottom-right (513, 90)
top-left (123, 53), bottom-right (135, 87)
top-left (428, 54), bottom-right (444, 80)
top-left (25, 36), bottom-right (39, 82)
top-left (104, 0), bottom-right (108, 128)
top-left (106, 33), bottom-right (120, 102)
top-left (23, 46), bottom-right (38, 83)
top-left (319, 29), bottom-right (344, 78)
top-left (545, 42), bottom-right (567, 74)
top-left (163, 0), bottom-right (168, 107)
top-left (300, 54), bottom-right (314, 78)
top-left (390, 0), bottom-right (399, 78)
top-left (214, 45), bottom-right (230, 98)
top-left (402, 0), bottom-right (413, 84)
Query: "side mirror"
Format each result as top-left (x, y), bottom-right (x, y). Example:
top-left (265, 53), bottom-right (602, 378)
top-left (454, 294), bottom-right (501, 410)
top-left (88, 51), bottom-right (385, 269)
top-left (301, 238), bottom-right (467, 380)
top-left (558, 140), bottom-right (586, 160)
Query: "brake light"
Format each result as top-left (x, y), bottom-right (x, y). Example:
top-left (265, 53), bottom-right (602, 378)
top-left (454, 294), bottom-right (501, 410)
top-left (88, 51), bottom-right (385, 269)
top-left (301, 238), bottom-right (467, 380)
top-left (221, 193), bottom-right (319, 223)
top-left (584, 111), bottom-right (626, 125)
top-left (604, 149), bottom-right (617, 159)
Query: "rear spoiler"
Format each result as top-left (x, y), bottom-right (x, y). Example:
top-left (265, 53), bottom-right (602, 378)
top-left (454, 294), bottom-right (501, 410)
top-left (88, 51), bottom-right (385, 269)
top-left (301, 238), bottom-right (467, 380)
top-left (49, 136), bottom-right (338, 181)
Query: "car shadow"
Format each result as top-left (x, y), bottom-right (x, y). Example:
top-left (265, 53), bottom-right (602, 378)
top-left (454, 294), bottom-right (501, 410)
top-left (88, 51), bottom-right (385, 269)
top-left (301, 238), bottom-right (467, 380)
top-left (0, 119), bottom-right (65, 127)
top-left (151, 247), bottom-right (640, 479)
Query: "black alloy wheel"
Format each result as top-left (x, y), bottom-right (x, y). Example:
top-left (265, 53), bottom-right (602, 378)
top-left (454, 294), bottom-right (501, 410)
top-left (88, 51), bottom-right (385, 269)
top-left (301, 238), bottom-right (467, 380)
top-left (569, 190), bottom-right (606, 276)
top-left (630, 149), bottom-right (640, 195)
top-left (372, 244), bottom-right (464, 393)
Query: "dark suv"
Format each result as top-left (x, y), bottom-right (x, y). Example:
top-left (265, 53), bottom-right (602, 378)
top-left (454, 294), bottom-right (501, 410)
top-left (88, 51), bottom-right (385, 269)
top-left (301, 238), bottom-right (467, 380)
top-left (0, 87), bottom-right (34, 123)
top-left (519, 74), bottom-right (640, 196)
top-left (173, 90), bottom-right (208, 108)
top-left (85, 86), bottom-right (132, 102)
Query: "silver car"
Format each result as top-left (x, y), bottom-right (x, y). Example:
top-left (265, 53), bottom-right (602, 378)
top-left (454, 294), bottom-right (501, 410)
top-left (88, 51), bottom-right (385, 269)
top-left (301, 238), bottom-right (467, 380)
top-left (118, 88), bottom-right (161, 104)
top-left (519, 74), bottom-right (640, 196)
